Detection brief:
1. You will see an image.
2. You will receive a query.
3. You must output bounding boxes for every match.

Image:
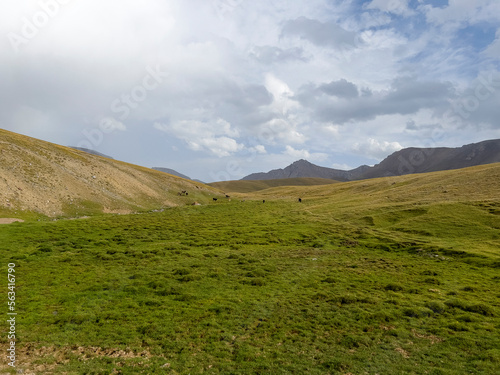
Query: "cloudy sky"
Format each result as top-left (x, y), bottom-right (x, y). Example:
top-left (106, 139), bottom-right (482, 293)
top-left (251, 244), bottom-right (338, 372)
top-left (1, 0), bottom-right (500, 182)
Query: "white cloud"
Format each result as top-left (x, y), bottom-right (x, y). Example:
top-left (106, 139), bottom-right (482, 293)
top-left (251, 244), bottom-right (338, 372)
top-left (284, 145), bottom-right (328, 162)
top-left (258, 118), bottom-right (306, 145)
top-left (154, 119), bottom-right (243, 157)
top-left (331, 163), bottom-right (355, 171)
top-left (248, 145), bottom-right (267, 154)
top-left (99, 117), bottom-right (126, 132)
top-left (352, 139), bottom-right (403, 159)
top-left (422, 0), bottom-right (500, 28)
top-left (265, 74), bottom-right (297, 115)
top-left (483, 29), bottom-right (500, 60)
top-left (187, 136), bottom-right (243, 157)
top-left (365, 0), bottom-right (415, 17)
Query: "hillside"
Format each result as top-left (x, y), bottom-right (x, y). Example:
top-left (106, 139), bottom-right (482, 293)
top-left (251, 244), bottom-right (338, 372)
top-left (208, 177), bottom-right (340, 193)
top-left (241, 139), bottom-right (500, 181)
top-left (0, 129), bottom-right (221, 217)
top-left (242, 159), bottom-right (369, 181)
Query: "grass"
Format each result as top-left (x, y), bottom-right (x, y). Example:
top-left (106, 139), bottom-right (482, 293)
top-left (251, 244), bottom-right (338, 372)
top-left (0, 164), bottom-right (499, 374)
top-left (208, 177), bottom-right (340, 193)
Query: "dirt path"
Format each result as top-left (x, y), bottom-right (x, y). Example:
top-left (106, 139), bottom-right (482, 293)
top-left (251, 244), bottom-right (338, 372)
top-left (0, 218), bottom-right (25, 224)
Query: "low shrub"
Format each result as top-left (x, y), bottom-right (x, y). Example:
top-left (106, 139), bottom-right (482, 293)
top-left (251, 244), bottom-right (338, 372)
top-left (385, 283), bottom-right (404, 292)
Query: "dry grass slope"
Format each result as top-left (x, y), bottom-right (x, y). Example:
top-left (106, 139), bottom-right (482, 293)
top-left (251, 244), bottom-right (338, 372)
top-left (242, 162), bottom-right (500, 205)
top-left (208, 177), bottom-right (340, 193)
top-left (0, 129), bottom-right (222, 217)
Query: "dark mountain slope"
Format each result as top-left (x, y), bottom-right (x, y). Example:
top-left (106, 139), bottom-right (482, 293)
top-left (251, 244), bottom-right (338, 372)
top-left (241, 139), bottom-right (500, 181)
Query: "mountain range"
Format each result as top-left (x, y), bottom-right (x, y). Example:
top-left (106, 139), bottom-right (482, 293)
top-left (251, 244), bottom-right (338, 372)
top-left (242, 139), bottom-right (500, 182)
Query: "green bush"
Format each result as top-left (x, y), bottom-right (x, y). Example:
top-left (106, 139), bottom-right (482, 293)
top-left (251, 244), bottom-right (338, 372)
top-left (385, 283), bottom-right (404, 291)
top-left (425, 301), bottom-right (446, 314)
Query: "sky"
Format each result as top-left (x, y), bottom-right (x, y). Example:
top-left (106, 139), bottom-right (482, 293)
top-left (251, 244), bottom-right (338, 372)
top-left (1, 0), bottom-right (500, 182)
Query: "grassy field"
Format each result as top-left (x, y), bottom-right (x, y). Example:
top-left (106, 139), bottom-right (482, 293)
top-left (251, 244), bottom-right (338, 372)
top-left (208, 177), bottom-right (340, 193)
top-left (1, 164), bottom-right (499, 374)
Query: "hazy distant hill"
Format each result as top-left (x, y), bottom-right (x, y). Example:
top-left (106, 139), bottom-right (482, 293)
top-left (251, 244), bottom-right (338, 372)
top-left (243, 160), bottom-right (370, 182)
top-left (208, 177), bottom-right (340, 193)
top-left (241, 139), bottom-right (500, 182)
top-left (153, 167), bottom-right (206, 184)
top-left (71, 147), bottom-right (114, 159)
top-left (0, 129), bottom-right (221, 217)
top-left (153, 167), bottom-right (192, 180)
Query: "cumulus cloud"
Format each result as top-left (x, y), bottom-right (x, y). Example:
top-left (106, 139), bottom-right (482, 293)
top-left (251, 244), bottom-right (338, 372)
top-left (99, 117), bottom-right (127, 132)
top-left (154, 119), bottom-right (244, 157)
top-left (352, 139), bottom-right (403, 159)
top-left (281, 17), bottom-right (358, 49)
top-left (250, 46), bottom-right (308, 64)
top-left (421, 0), bottom-right (500, 28)
top-left (483, 29), bottom-right (500, 60)
top-left (295, 76), bottom-right (454, 124)
top-left (319, 79), bottom-right (359, 99)
top-left (284, 145), bottom-right (328, 162)
top-left (365, 0), bottom-right (415, 17)
top-left (248, 145), bottom-right (267, 154)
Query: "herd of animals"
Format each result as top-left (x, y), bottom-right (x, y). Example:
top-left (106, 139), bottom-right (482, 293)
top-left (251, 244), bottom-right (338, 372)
top-left (178, 191), bottom-right (303, 204)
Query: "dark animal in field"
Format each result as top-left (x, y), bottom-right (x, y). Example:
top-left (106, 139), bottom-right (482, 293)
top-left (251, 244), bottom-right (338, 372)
top-left (298, 198), bottom-right (302, 203)
top-left (263, 200), bottom-right (265, 203)
top-left (225, 195), bottom-right (230, 198)
top-left (178, 190), bottom-right (188, 196)
top-left (213, 198), bottom-right (218, 202)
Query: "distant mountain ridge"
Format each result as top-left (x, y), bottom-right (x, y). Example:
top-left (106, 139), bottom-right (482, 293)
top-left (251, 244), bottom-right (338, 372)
top-left (243, 160), bottom-right (370, 181)
top-left (242, 139), bottom-right (500, 181)
top-left (153, 167), bottom-right (205, 184)
top-left (71, 147), bottom-right (114, 159)
top-left (153, 167), bottom-right (192, 180)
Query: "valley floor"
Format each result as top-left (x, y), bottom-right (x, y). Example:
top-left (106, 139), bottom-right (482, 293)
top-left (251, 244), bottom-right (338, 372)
top-left (1, 192), bottom-right (499, 374)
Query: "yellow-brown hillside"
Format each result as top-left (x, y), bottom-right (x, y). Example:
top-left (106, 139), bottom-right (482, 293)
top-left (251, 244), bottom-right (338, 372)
top-left (0, 129), bottom-right (222, 217)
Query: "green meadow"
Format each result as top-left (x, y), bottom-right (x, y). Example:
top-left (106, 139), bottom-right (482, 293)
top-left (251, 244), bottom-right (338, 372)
top-left (1, 165), bottom-right (500, 374)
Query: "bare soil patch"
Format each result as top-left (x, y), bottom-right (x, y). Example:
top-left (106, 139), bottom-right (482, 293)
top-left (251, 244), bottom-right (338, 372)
top-left (0, 218), bottom-right (24, 224)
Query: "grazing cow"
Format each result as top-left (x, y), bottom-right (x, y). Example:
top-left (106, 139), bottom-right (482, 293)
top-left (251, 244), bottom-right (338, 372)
top-left (225, 194), bottom-right (230, 198)
top-left (298, 198), bottom-right (302, 203)
top-left (263, 200), bottom-right (266, 203)
top-left (213, 198), bottom-right (218, 202)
